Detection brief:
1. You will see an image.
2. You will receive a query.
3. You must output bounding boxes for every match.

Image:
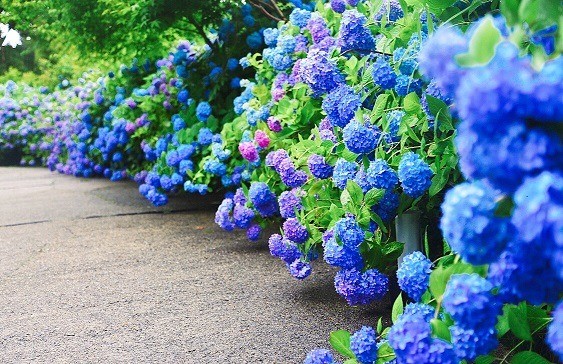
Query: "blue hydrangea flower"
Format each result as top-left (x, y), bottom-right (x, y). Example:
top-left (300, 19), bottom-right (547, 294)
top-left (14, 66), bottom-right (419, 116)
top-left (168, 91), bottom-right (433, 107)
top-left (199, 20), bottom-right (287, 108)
top-left (196, 129), bottom-right (213, 147)
top-left (247, 224), bottom-right (262, 241)
top-left (303, 349), bottom-right (338, 364)
top-left (233, 204), bottom-right (255, 229)
top-left (335, 216), bottom-right (365, 246)
top-left (388, 312), bottom-right (457, 364)
top-left (338, 10), bottom-right (375, 53)
top-left (402, 303), bottom-right (435, 322)
top-left (342, 121), bottom-right (378, 154)
top-left (322, 84), bottom-right (361, 127)
top-left (246, 31), bottom-right (263, 49)
top-left (350, 326), bottom-right (378, 364)
top-left (249, 182), bottom-right (279, 217)
top-left (196, 102), bottom-right (212, 122)
top-left (442, 273), bottom-right (500, 331)
top-left (308, 154), bottom-right (333, 179)
top-left (263, 28), bottom-right (280, 47)
top-left (394, 75), bottom-right (422, 96)
top-left (323, 233), bottom-right (364, 270)
top-left (398, 152), bottom-right (433, 198)
top-left (332, 159), bottom-right (358, 189)
top-left (290, 8), bottom-right (311, 28)
top-left (330, 0), bottom-right (346, 13)
top-left (397, 251), bottom-right (431, 302)
top-left (177, 89), bottom-right (189, 104)
top-left (450, 326), bottom-right (498, 361)
top-left (374, 0), bottom-right (404, 22)
top-left (385, 110), bottom-right (404, 142)
top-left (372, 57), bottom-right (397, 90)
top-left (366, 159), bottom-right (398, 189)
top-left (283, 217), bottom-right (309, 244)
top-left (298, 49), bottom-right (344, 96)
top-left (278, 189), bottom-right (303, 219)
top-left (334, 268), bottom-right (389, 305)
top-left (372, 189), bottom-right (399, 222)
top-left (288, 259), bottom-right (312, 280)
top-left (440, 182), bottom-right (512, 265)
top-left (393, 47), bottom-right (418, 76)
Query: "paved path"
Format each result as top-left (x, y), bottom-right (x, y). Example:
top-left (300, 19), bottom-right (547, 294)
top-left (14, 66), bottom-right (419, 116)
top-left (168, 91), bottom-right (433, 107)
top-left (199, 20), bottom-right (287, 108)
top-left (0, 167), bottom-right (390, 363)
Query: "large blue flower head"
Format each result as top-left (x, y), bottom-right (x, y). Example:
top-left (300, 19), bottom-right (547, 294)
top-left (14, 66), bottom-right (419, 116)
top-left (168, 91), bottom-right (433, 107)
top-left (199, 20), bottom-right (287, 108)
top-left (338, 10), bottom-right (375, 53)
top-left (299, 49), bottom-right (344, 96)
top-left (512, 171), bottom-right (563, 279)
top-left (246, 224), bottom-right (262, 241)
top-left (283, 217), bottom-right (309, 244)
top-left (308, 154), bottom-right (333, 179)
top-left (372, 189), bottom-right (400, 222)
top-left (366, 159), bottom-right (398, 190)
top-left (335, 216), bottom-right (365, 246)
top-left (388, 312), bottom-right (457, 364)
top-left (350, 326), bottom-right (378, 364)
top-left (443, 273), bottom-right (500, 331)
top-left (233, 204), bottom-right (255, 229)
top-left (278, 158), bottom-right (308, 188)
top-left (334, 268), bottom-right (389, 305)
top-left (196, 101), bottom-right (212, 122)
top-left (456, 120), bottom-right (561, 194)
top-left (322, 84), bottom-right (361, 127)
top-left (402, 303), bottom-right (435, 322)
top-left (372, 57), bottom-right (397, 90)
top-left (374, 0), bottom-right (404, 22)
top-left (323, 232), bottom-right (363, 269)
top-left (394, 75), bottom-right (422, 96)
top-left (398, 152), bottom-right (433, 198)
top-left (333, 158), bottom-right (359, 189)
top-left (278, 189), bottom-right (303, 219)
top-left (306, 13), bottom-right (331, 44)
top-left (246, 31), bottom-right (263, 49)
top-left (290, 8), bottom-right (311, 28)
top-left (215, 198), bottom-right (235, 231)
top-left (440, 181), bottom-right (513, 265)
top-left (397, 251), bottom-right (432, 302)
top-left (330, 0), bottom-right (346, 13)
top-left (342, 120), bottom-right (379, 154)
top-left (197, 127), bottom-right (213, 146)
top-left (547, 302), bottom-right (563, 362)
top-left (263, 28), bottom-right (280, 47)
top-left (450, 326), bottom-right (498, 361)
top-left (418, 26), bottom-right (468, 99)
top-left (288, 259), bottom-right (312, 280)
top-left (303, 349), bottom-right (338, 364)
top-left (249, 182), bottom-right (279, 217)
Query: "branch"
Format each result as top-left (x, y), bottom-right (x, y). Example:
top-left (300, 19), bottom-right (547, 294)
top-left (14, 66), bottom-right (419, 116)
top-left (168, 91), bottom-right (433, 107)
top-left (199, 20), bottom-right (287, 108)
top-left (247, 0), bottom-right (284, 22)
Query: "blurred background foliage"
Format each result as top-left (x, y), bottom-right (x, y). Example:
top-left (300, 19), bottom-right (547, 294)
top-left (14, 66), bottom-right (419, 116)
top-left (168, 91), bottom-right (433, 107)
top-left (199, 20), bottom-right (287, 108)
top-left (0, 0), bottom-right (239, 86)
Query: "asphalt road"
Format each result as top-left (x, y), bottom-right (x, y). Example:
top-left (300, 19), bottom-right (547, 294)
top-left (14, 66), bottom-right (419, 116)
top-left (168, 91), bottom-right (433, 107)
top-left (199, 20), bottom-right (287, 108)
top-left (0, 167), bottom-right (390, 363)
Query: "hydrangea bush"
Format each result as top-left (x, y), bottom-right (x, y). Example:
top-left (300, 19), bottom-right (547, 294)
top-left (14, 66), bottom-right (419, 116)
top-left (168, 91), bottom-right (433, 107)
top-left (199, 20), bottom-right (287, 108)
top-left (1, 0), bottom-right (561, 362)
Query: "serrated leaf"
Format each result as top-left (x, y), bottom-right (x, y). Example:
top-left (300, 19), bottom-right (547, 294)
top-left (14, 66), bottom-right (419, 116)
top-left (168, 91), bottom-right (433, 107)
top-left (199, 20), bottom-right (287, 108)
top-left (329, 330), bottom-right (355, 359)
top-left (403, 92), bottom-right (421, 114)
top-left (365, 188), bottom-right (385, 206)
top-left (346, 180), bottom-right (364, 206)
top-left (508, 307), bottom-right (532, 341)
top-left (431, 319), bottom-right (451, 341)
top-left (344, 359), bottom-right (359, 364)
top-left (391, 294), bottom-right (404, 323)
top-left (510, 351), bottom-right (551, 364)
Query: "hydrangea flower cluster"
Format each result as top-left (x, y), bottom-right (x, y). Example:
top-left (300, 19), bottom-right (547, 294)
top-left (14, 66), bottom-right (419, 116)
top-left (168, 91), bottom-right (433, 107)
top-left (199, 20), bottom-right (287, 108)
top-left (396, 251), bottom-right (431, 302)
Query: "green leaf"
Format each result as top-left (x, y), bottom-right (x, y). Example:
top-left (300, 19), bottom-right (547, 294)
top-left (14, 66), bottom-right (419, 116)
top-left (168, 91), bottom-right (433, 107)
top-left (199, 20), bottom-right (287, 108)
top-left (456, 16), bottom-right (502, 66)
top-left (500, 0), bottom-right (520, 25)
top-left (344, 359), bottom-right (359, 364)
top-left (508, 307), bottom-right (532, 341)
top-left (376, 317), bottom-right (383, 334)
top-left (365, 188), bottom-right (385, 206)
top-left (518, 0), bottom-right (560, 29)
top-left (496, 306), bottom-right (511, 337)
top-left (346, 180), bottom-right (364, 206)
top-left (391, 294), bottom-right (404, 323)
top-left (510, 351), bottom-right (551, 364)
top-left (329, 330), bottom-right (355, 359)
top-left (431, 318), bottom-right (451, 341)
top-left (423, 0), bottom-right (456, 13)
top-left (371, 94), bottom-right (389, 120)
top-left (403, 92), bottom-right (421, 114)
